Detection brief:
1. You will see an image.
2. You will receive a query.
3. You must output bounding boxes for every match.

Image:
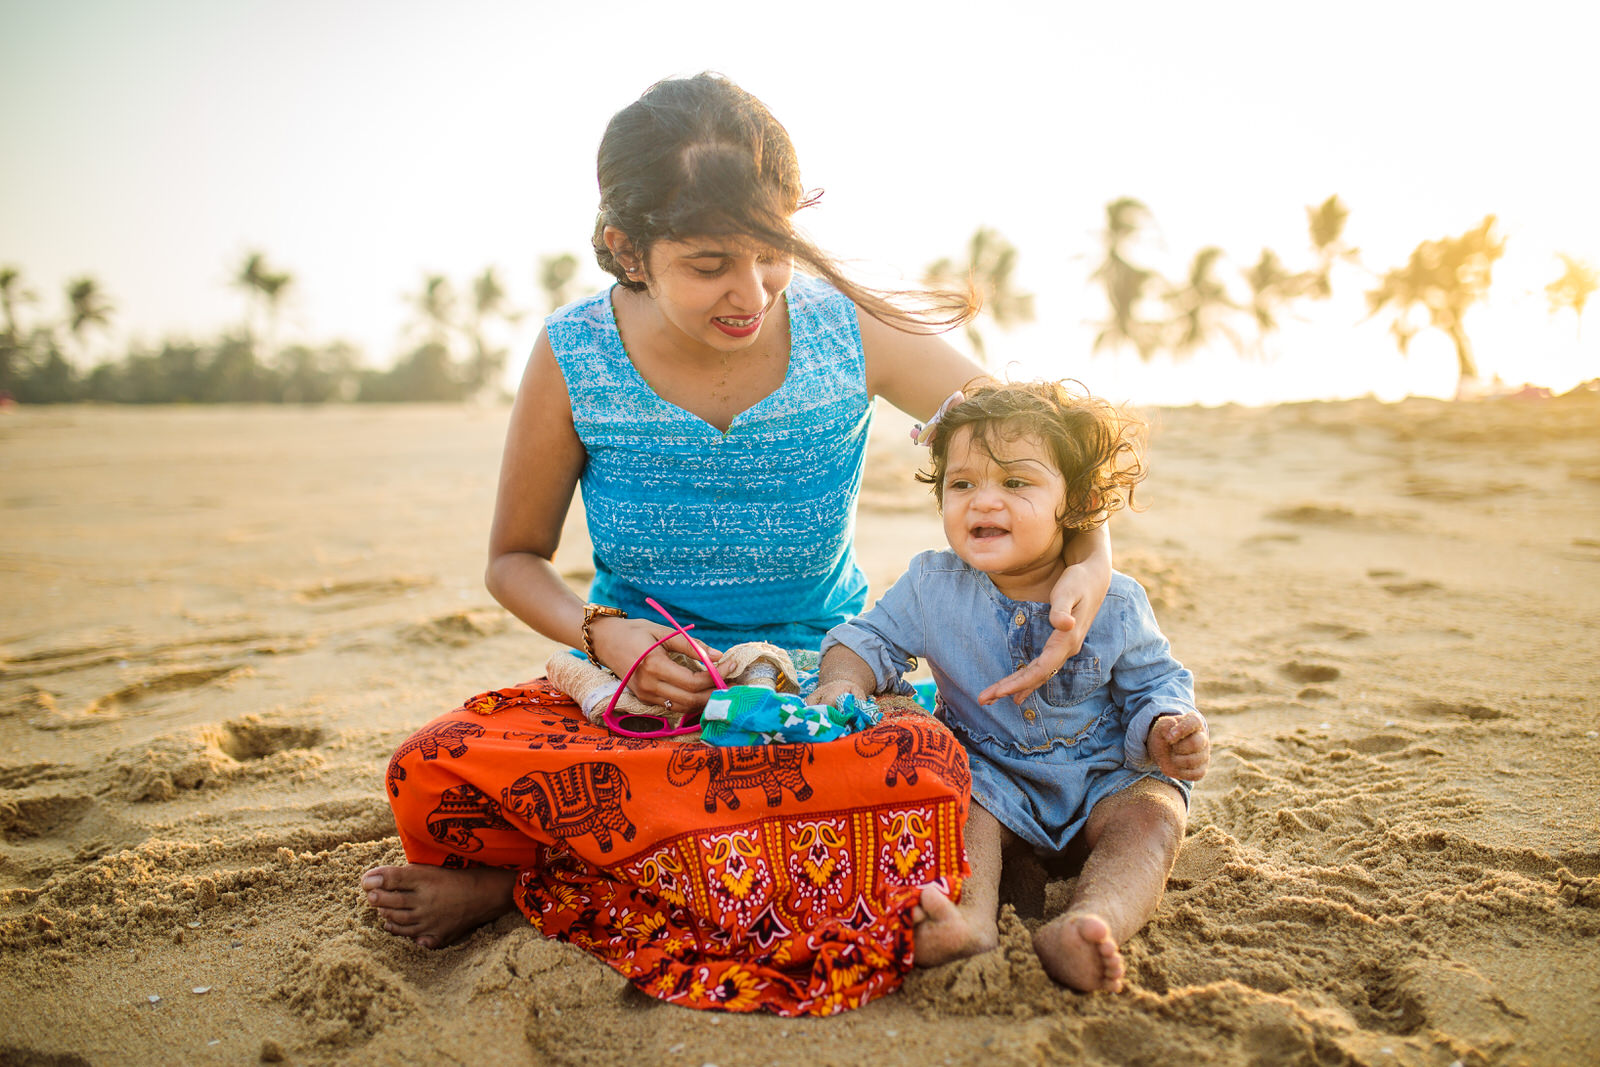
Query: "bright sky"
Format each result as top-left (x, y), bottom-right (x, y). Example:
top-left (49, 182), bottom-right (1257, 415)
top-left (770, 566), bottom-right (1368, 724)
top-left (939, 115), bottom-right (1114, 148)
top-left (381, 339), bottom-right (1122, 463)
top-left (3, 0), bottom-right (1596, 405)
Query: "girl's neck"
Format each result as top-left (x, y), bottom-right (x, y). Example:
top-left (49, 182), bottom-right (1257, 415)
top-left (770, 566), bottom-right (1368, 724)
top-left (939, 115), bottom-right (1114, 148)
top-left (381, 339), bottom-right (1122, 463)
top-left (611, 287), bottom-right (791, 433)
top-left (984, 558), bottom-right (1068, 604)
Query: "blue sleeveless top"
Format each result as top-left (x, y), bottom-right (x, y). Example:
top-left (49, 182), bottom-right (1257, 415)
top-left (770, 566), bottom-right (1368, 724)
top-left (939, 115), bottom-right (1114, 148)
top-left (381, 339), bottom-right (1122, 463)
top-left (547, 273), bottom-right (873, 650)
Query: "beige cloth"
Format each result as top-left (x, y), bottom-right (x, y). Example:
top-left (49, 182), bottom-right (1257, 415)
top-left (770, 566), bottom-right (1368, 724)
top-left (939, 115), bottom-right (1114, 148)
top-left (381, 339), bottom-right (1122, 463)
top-left (544, 642), bottom-right (799, 727)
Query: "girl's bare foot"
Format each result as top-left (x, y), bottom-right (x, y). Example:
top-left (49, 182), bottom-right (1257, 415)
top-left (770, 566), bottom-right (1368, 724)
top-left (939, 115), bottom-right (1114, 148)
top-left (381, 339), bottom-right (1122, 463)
top-left (361, 863), bottom-right (517, 948)
top-left (912, 885), bottom-right (997, 967)
top-left (1033, 911), bottom-right (1126, 992)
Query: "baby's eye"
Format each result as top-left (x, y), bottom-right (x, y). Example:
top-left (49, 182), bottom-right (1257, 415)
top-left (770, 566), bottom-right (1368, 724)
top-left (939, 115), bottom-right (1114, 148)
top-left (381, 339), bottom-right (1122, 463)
top-left (948, 479), bottom-right (974, 491)
top-left (1003, 477), bottom-right (1030, 490)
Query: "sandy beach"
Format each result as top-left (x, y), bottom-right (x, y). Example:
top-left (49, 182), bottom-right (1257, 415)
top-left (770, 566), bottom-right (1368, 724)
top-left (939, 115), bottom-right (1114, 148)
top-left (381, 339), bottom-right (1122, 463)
top-left (2, 390), bottom-right (1597, 1066)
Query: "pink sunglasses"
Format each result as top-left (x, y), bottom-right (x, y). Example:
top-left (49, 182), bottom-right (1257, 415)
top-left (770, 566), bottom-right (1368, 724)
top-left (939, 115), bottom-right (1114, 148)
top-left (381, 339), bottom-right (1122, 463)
top-left (602, 597), bottom-right (727, 738)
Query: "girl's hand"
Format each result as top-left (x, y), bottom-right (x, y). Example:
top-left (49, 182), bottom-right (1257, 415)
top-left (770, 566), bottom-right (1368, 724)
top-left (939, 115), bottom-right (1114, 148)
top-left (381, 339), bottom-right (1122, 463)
top-left (591, 617), bottom-right (723, 711)
top-left (808, 679), bottom-right (867, 711)
top-left (978, 548), bottom-right (1110, 706)
top-left (1147, 711), bottom-right (1209, 781)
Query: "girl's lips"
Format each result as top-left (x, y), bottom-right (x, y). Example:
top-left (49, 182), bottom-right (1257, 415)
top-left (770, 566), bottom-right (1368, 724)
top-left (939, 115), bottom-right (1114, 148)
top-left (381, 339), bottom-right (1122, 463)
top-left (971, 525), bottom-right (1008, 539)
top-left (712, 312), bottom-right (763, 338)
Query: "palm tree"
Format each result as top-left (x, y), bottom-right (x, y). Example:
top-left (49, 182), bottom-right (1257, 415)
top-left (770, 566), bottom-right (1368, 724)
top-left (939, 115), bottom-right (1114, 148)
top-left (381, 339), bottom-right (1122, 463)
top-left (1, 267), bottom-right (32, 346)
top-left (1163, 247), bottom-right (1239, 355)
top-left (0, 266), bottom-right (37, 392)
top-left (465, 266), bottom-right (522, 396)
top-left (924, 227), bottom-right (1035, 367)
top-left (1090, 198), bottom-right (1161, 360)
top-left (538, 253), bottom-right (581, 314)
top-left (1546, 254), bottom-right (1598, 340)
top-left (410, 273), bottom-right (457, 345)
top-left (234, 251), bottom-right (293, 361)
top-left (65, 275), bottom-right (114, 363)
top-left (1367, 215), bottom-right (1506, 390)
top-left (1242, 248), bottom-right (1300, 342)
top-left (1305, 195), bottom-right (1357, 299)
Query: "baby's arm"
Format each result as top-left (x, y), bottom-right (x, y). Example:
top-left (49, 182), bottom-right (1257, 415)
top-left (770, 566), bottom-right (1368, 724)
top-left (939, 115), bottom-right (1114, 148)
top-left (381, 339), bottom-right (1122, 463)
top-left (811, 645), bottom-right (879, 710)
top-left (816, 555), bottom-right (931, 707)
top-left (1107, 578), bottom-right (1207, 780)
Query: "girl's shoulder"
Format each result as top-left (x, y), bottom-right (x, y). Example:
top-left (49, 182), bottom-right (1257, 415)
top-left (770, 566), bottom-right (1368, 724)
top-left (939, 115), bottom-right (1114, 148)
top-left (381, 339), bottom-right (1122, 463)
top-left (785, 272), bottom-right (846, 307)
top-left (786, 274), bottom-right (860, 342)
top-left (1105, 570), bottom-right (1155, 609)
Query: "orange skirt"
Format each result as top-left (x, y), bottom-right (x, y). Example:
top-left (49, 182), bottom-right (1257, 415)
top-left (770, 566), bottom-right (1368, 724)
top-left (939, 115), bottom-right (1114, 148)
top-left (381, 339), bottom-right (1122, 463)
top-left (385, 680), bottom-right (970, 1016)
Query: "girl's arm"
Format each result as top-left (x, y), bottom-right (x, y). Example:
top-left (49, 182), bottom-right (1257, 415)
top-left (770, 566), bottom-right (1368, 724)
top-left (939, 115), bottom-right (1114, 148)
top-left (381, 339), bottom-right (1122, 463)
top-left (810, 644), bottom-right (879, 711)
top-left (1107, 579), bottom-right (1204, 777)
top-left (486, 331), bottom-right (718, 708)
top-left (858, 312), bottom-right (1115, 696)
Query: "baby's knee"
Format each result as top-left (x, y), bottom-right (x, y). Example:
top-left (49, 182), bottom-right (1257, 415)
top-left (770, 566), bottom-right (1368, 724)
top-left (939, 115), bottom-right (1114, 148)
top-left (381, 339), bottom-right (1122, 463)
top-left (1088, 778), bottom-right (1186, 851)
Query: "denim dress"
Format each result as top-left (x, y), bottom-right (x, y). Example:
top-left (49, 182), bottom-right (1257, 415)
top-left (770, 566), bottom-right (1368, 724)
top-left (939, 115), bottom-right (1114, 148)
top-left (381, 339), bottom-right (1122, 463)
top-left (822, 551), bottom-right (1196, 852)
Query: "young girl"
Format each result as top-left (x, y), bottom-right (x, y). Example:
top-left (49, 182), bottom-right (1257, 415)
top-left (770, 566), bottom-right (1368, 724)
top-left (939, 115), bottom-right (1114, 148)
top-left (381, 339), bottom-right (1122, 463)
top-left (812, 380), bottom-right (1209, 993)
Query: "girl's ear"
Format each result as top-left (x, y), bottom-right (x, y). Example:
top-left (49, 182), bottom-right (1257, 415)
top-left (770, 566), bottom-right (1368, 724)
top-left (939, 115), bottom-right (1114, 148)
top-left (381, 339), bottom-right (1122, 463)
top-left (602, 227), bottom-right (643, 275)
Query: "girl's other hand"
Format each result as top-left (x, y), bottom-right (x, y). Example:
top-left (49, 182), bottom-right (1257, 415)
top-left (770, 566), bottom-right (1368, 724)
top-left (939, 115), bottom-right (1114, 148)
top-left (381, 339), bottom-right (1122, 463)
top-left (985, 526), bottom-right (1114, 704)
top-left (977, 625), bottom-right (1081, 706)
top-left (807, 680), bottom-right (867, 711)
top-left (1147, 711), bottom-right (1209, 781)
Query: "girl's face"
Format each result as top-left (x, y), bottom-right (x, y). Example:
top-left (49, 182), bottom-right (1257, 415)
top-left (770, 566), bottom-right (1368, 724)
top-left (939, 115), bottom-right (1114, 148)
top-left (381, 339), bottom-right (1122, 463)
top-left (639, 236), bottom-right (794, 354)
top-left (940, 425), bottom-right (1068, 600)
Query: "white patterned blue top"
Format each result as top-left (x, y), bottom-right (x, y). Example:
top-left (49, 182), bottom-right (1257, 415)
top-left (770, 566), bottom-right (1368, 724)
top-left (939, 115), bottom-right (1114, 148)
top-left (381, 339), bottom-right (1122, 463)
top-left (547, 273), bottom-right (874, 650)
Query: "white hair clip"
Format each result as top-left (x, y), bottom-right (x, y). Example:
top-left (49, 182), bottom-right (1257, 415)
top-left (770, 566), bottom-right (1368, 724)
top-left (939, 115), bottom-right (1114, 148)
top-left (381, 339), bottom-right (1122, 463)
top-left (909, 390), bottom-right (966, 447)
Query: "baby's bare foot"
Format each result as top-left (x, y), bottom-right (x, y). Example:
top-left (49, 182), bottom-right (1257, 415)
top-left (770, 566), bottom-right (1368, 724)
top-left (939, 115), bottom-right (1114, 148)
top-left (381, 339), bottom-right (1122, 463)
top-left (361, 863), bottom-right (517, 949)
top-left (912, 885), bottom-right (997, 967)
top-left (1033, 911), bottom-right (1126, 992)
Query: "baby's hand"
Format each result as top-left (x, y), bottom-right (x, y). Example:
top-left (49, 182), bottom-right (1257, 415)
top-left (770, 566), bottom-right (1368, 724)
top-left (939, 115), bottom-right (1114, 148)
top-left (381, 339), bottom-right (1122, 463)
top-left (809, 679), bottom-right (867, 711)
top-left (1147, 711), bottom-right (1209, 781)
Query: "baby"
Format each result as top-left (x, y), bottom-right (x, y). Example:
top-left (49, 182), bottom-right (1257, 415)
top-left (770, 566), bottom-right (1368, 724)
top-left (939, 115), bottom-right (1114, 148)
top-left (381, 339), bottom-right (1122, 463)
top-left (812, 380), bottom-right (1208, 993)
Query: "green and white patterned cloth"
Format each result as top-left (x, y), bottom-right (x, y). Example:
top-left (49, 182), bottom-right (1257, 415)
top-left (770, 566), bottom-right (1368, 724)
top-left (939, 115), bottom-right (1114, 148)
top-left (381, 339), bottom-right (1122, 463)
top-left (701, 685), bottom-right (880, 747)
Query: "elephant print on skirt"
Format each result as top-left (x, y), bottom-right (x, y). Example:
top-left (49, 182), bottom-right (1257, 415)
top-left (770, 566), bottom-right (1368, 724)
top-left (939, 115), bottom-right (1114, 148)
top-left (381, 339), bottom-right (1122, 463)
top-left (502, 761), bottom-right (636, 853)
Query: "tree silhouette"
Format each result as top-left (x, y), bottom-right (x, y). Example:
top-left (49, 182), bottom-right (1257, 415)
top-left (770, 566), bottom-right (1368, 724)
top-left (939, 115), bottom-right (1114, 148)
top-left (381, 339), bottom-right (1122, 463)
top-left (65, 275), bottom-right (114, 364)
top-left (465, 267), bottom-right (521, 397)
top-left (410, 274), bottom-right (456, 345)
top-left (1162, 247), bottom-right (1240, 355)
top-left (1367, 216), bottom-right (1505, 389)
top-left (1242, 248), bottom-right (1300, 343)
top-left (234, 251), bottom-right (293, 363)
top-left (1090, 198), bottom-right (1162, 359)
top-left (0, 266), bottom-right (38, 393)
top-left (923, 226), bottom-right (1035, 367)
top-left (1305, 195), bottom-right (1358, 299)
top-left (538, 253), bottom-right (581, 314)
top-left (1546, 254), bottom-right (1598, 340)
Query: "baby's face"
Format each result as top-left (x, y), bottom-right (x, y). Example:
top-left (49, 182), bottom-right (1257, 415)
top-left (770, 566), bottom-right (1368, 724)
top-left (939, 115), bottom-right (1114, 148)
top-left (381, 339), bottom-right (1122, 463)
top-left (940, 427), bottom-right (1068, 594)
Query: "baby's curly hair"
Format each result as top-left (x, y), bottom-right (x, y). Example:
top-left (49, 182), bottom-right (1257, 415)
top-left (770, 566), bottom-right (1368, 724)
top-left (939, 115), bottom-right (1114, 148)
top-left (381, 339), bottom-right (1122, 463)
top-left (915, 379), bottom-right (1148, 531)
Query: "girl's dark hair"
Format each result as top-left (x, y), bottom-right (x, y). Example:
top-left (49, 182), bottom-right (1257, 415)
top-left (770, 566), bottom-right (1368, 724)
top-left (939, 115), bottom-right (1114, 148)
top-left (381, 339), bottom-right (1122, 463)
top-left (916, 379), bottom-right (1149, 530)
top-left (592, 73), bottom-right (976, 333)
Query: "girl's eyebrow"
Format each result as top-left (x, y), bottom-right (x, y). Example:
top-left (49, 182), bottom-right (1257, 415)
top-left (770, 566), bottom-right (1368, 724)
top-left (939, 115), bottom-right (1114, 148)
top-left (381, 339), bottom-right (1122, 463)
top-left (991, 454), bottom-right (1052, 472)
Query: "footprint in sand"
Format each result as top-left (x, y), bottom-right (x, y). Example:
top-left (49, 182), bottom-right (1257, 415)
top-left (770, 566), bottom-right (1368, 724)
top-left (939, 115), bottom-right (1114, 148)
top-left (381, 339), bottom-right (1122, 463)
top-left (297, 575), bottom-right (434, 608)
top-left (81, 665), bottom-right (244, 717)
top-left (1365, 568), bottom-right (1441, 596)
top-left (0, 793), bottom-right (93, 842)
top-left (1409, 698), bottom-right (1508, 722)
top-left (402, 610), bottom-right (510, 648)
top-left (109, 715), bottom-right (325, 801)
top-left (1280, 662), bottom-right (1340, 684)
